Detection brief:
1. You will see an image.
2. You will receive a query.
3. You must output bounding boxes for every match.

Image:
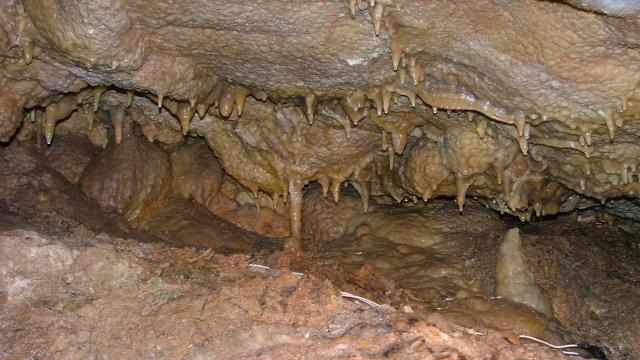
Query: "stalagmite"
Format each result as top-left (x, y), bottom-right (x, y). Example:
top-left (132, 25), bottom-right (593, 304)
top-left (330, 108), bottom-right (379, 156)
top-left (110, 107), bottom-right (125, 145)
top-left (285, 177), bottom-right (303, 251)
top-left (93, 86), bottom-right (107, 112)
top-left (495, 228), bottom-right (553, 316)
top-left (305, 94), bottom-right (316, 124)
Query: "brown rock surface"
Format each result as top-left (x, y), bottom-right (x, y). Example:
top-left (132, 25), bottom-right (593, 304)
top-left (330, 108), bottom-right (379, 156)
top-left (1, 1), bottom-right (640, 358)
top-left (80, 123), bottom-right (172, 226)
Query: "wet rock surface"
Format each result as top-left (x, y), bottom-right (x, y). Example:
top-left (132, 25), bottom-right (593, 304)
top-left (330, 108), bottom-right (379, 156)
top-left (0, 139), bottom-right (639, 359)
top-left (80, 124), bottom-right (172, 227)
top-left (1, 0), bottom-right (640, 358)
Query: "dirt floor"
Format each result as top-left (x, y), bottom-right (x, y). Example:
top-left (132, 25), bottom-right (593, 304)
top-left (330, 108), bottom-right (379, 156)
top-left (1, 140), bottom-right (639, 359)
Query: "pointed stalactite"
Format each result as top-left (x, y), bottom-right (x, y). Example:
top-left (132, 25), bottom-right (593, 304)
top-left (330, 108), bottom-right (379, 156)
top-left (85, 106), bottom-right (95, 129)
top-left (394, 86), bottom-right (416, 107)
top-left (370, 3), bottom-right (384, 36)
top-left (127, 90), bottom-right (134, 107)
top-left (367, 87), bottom-right (383, 116)
top-left (110, 107), bottom-right (125, 145)
top-left (196, 81), bottom-right (223, 118)
top-left (422, 187), bottom-right (433, 203)
top-left (305, 94), bottom-right (316, 124)
top-left (359, 181), bottom-right (370, 213)
top-left (34, 110), bottom-right (42, 151)
top-left (398, 67), bottom-right (407, 84)
top-left (285, 177), bottom-right (303, 251)
top-left (599, 110), bottom-right (615, 140)
top-left (43, 96), bottom-right (77, 145)
top-left (495, 163), bottom-right (505, 185)
top-left (43, 112), bottom-right (55, 145)
top-left (319, 176), bottom-right (330, 198)
top-left (218, 84), bottom-right (236, 117)
top-left (341, 90), bottom-right (366, 125)
top-left (391, 130), bottom-right (408, 154)
top-left (21, 38), bottom-right (33, 65)
top-left (381, 129), bottom-right (389, 151)
top-left (518, 136), bottom-right (528, 156)
top-left (234, 86), bottom-right (250, 116)
top-left (407, 58), bottom-right (424, 86)
top-left (475, 118), bottom-right (487, 139)
top-left (93, 85), bottom-right (107, 112)
top-left (157, 94), bottom-right (164, 111)
top-left (455, 175), bottom-right (473, 212)
top-left (381, 85), bottom-right (392, 114)
top-left (514, 115), bottom-right (525, 138)
top-left (176, 102), bottom-right (195, 135)
top-left (390, 41), bottom-right (403, 71)
top-left (341, 114), bottom-right (352, 139)
top-left (349, 0), bottom-right (357, 18)
top-left (331, 178), bottom-right (342, 203)
top-left (503, 173), bottom-right (512, 203)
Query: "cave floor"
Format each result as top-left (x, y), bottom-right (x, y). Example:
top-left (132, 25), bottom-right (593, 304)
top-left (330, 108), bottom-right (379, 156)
top-left (1, 142), bottom-right (639, 359)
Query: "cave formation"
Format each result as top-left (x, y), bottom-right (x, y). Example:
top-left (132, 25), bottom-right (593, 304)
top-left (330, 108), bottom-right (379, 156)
top-left (1, 0), bottom-right (640, 359)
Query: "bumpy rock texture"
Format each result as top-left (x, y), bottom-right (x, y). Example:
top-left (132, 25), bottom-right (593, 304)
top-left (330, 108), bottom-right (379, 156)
top-left (2, 0), bottom-right (640, 247)
top-left (0, 0), bottom-right (640, 356)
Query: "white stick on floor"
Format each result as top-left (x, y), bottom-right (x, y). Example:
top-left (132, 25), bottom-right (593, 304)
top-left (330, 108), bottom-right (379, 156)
top-left (249, 264), bottom-right (380, 307)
